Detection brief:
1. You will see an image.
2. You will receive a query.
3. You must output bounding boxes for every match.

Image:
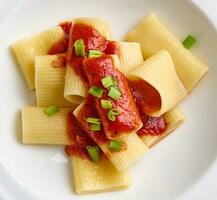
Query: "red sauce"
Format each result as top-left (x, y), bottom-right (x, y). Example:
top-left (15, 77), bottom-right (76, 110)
top-left (48, 38), bottom-right (68, 55)
top-left (67, 23), bottom-right (119, 81)
top-left (76, 96), bottom-right (108, 144)
top-left (129, 80), bottom-right (167, 136)
top-left (83, 55), bottom-right (142, 138)
top-left (59, 21), bottom-right (72, 38)
top-left (48, 22), bottom-right (72, 55)
top-left (51, 54), bottom-right (66, 68)
top-left (137, 111), bottom-right (166, 136)
top-left (129, 79), bottom-right (161, 114)
top-left (65, 112), bottom-right (97, 159)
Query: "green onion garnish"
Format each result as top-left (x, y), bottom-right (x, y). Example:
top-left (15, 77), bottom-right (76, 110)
top-left (101, 76), bottom-right (113, 88)
top-left (88, 50), bottom-right (103, 58)
top-left (74, 39), bottom-right (86, 56)
top-left (86, 145), bottom-right (100, 162)
top-left (101, 99), bottom-right (112, 109)
top-left (107, 108), bottom-right (120, 121)
top-left (183, 35), bottom-right (196, 49)
top-left (108, 87), bottom-right (121, 100)
top-left (86, 117), bottom-right (101, 124)
top-left (107, 110), bottom-right (116, 121)
top-left (44, 105), bottom-right (59, 116)
top-left (90, 123), bottom-right (101, 131)
top-left (89, 86), bottom-right (103, 98)
top-left (108, 140), bottom-right (122, 151)
top-left (111, 109), bottom-right (120, 116)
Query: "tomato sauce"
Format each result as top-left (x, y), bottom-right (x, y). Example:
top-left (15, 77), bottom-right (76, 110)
top-left (48, 38), bottom-right (68, 55)
top-left (65, 112), bottom-right (97, 159)
top-left (129, 80), bottom-right (167, 136)
top-left (76, 96), bottom-right (109, 144)
top-left (83, 56), bottom-right (142, 138)
top-left (67, 23), bottom-right (119, 81)
top-left (59, 21), bottom-right (72, 38)
top-left (129, 79), bottom-right (161, 114)
top-left (137, 111), bottom-right (166, 136)
top-left (51, 54), bottom-right (66, 68)
top-left (48, 22), bottom-right (72, 55)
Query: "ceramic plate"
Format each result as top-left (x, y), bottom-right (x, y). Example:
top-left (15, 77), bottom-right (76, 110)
top-left (0, 0), bottom-right (217, 199)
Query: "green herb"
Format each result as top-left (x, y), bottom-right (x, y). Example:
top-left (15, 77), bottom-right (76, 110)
top-left (183, 35), bottom-right (196, 49)
top-left (108, 140), bottom-right (122, 151)
top-left (88, 50), bottom-right (103, 58)
top-left (89, 86), bottom-right (103, 98)
top-left (101, 99), bottom-right (112, 109)
top-left (86, 117), bottom-right (101, 124)
top-left (44, 105), bottom-right (59, 116)
top-left (86, 145), bottom-right (100, 161)
top-left (101, 76), bottom-right (113, 88)
top-left (74, 39), bottom-right (86, 56)
top-left (90, 123), bottom-right (101, 131)
top-left (108, 87), bottom-right (121, 100)
top-left (107, 108), bottom-right (120, 121)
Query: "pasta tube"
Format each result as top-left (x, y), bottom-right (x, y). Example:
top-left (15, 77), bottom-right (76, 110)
top-left (125, 14), bottom-right (209, 93)
top-left (12, 27), bottom-right (64, 89)
top-left (128, 50), bottom-right (187, 117)
top-left (141, 107), bottom-right (185, 147)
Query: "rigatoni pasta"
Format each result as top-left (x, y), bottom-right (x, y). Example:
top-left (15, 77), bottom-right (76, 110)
top-left (22, 106), bottom-right (131, 193)
top-left (12, 27), bottom-right (64, 89)
top-left (73, 101), bottom-right (148, 172)
top-left (35, 54), bottom-right (76, 107)
top-left (125, 14), bottom-right (209, 93)
top-left (12, 14), bottom-right (209, 195)
top-left (141, 107), bottom-right (185, 147)
top-left (117, 41), bottom-right (143, 75)
top-left (71, 156), bottom-right (131, 194)
top-left (128, 50), bottom-right (187, 117)
top-left (64, 18), bottom-right (113, 104)
top-left (22, 106), bottom-right (73, 145)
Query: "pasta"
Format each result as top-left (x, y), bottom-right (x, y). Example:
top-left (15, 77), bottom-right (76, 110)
top-left (12, 14), bottom-right (209, 195)
top-left (125, 14), bottom-right (209, 93)
top-left (141, 107), bottom-right (185, 147)
top-left (64, 18), bottom-right (113, 104)
top-left (64, 41), bottom-right (144, 104)
top-left (35, 54), bottom-right (77, 107)
top-left (22, 107), bottom-right (73, 145)
top-left (128, 50), bottom-right (187, 117)
top-left (12, 27), bottom-right (64, 89)
top-left (73, 102), bottom-right (148, 172)
top-left (71, 156), bottom-right (131, 193)
top-left (73, 17), bottom-right (113, 40)
top-left (117, 41), bottom-right (143, 75)
top-left (64, 66), bottom-right (88, 104)
top-left (22, 106), bottom-right (131, 193)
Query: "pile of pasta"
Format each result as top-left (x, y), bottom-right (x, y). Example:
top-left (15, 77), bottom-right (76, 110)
top-left (12, 14), bottom-right (209, 194)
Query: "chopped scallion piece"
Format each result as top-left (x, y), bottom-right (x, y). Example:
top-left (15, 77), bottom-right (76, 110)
top-left (86, 145), bottom-right (100, 162)
top-left (90, 123), bottom-right (101, 131)
top-left (88, 50), bottom-right (103, 58)
top-left (101, 76), bottom-right (113, 88)
top-left (108, 87), bottom-right (121, 100)
top-left (108, 140), bottom-right (122, 151)
top-left (86, 117), bottom-right (101, 124)
top-left (74, 39), bottom-right (86, 56)
top-left (101, 99), bottom-right (112, 109)
top-left (89, 86), bottom-right (103, 98)
top-left (107, 108), bottom-right (120, 121)
top-left (183, 35), bottom-right (196, 49)
top-left (107, 110), bottom-right (116, 121)
top-left (44, 105), bottom-right (59, 116)
top-left (111, 108), bottom-right (120, 116)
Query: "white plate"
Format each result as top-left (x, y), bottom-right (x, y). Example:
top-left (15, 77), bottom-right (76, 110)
top-left (0, 0), bottom-right (217, 199)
